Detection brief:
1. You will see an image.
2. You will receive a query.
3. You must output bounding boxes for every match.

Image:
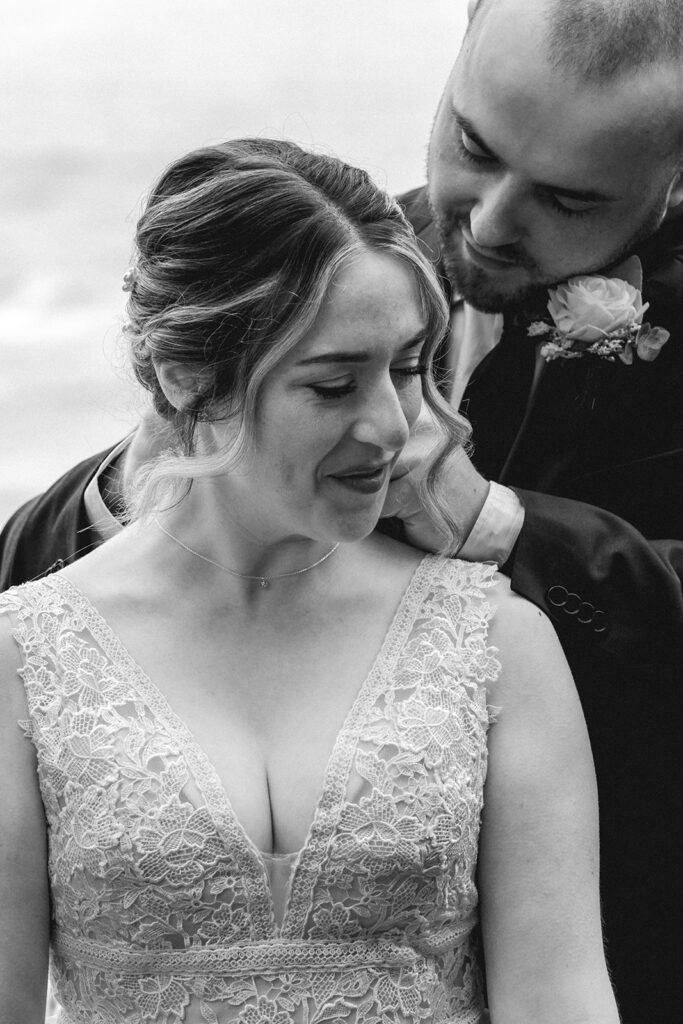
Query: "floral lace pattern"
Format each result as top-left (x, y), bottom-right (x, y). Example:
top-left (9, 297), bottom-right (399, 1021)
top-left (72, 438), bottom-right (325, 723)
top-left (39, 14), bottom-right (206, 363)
top-left (1, 557), bottom-right (501, 1024)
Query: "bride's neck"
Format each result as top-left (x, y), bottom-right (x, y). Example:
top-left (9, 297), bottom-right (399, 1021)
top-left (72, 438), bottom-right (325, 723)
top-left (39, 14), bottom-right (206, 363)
top-left (156, 482), bottom-right (337, 584)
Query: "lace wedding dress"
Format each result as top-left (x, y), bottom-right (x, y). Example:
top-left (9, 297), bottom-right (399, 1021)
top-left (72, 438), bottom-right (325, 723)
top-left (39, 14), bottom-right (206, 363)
top-left (1, 556), bottom-right (501, 1024)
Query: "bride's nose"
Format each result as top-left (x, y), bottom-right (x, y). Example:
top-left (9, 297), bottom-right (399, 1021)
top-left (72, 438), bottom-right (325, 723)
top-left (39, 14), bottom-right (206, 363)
top-left (350, 377), bottom-right (411, 452)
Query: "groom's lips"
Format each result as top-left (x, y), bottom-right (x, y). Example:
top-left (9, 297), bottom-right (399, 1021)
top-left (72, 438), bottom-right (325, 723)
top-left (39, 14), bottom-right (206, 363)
top-left (462, 229), bottom-right (520, 271)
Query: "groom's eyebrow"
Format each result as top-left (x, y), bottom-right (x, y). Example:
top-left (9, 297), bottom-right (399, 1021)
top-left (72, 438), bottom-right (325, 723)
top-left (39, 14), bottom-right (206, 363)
top-left (296, 332), bottom-right (426, 366)
top-left (453, 109), bottom-right (616, 204)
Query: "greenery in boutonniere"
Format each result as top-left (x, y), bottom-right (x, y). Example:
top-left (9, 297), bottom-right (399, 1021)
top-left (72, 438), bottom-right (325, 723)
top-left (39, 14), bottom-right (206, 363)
top-left (527, 256), bottom-right (669, 365)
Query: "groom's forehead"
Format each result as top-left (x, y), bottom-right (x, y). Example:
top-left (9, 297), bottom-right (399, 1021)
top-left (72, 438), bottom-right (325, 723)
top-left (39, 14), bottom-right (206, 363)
top-left (448, 25), bottom-right (679, 194)
top-left (461, 0), bottom-right (547, 56)
top-left (456, 0), bottom-right (682, 146)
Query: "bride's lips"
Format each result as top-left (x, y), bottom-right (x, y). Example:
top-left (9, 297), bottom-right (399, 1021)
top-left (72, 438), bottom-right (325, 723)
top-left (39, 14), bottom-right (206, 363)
top-left (328, 463), bottom-right (391, 495)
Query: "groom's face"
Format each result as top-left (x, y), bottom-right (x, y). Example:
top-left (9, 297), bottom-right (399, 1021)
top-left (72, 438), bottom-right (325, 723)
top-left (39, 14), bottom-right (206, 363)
top-left (427, 4), bottom-right (679, 312)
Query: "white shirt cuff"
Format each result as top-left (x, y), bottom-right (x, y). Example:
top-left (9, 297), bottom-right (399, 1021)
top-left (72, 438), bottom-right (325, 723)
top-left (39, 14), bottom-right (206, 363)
top-left (457, 481), bottom-right (525, 565)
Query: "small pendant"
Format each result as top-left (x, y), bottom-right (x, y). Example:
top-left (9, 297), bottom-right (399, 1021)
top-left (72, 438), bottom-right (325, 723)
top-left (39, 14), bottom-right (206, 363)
top-left (260, 578), bottom-right (269, 589)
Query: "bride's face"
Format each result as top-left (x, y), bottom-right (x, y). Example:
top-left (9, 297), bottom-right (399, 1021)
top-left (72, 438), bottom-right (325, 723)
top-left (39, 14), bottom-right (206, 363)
top-left (218, 249), bottom-right (428, 545)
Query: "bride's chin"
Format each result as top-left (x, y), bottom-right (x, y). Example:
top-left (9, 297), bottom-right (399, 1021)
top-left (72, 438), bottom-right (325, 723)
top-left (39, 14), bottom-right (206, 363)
top-left (327, 513), bottom-right (385, 545)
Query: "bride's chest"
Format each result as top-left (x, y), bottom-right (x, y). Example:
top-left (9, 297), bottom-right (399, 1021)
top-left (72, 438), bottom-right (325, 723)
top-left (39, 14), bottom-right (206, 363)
top-left (108, 610), bottom-right (401, 853)
top-left (21, 570), bottom-right (495, 946)
top-left (44, 648), bottom-right (487, 941)
top-left (143, 656), bottom-right (382, 856)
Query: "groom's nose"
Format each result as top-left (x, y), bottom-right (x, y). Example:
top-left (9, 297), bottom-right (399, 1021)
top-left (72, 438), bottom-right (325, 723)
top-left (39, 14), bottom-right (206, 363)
top-left (469, 175), bottom-right (524, 250)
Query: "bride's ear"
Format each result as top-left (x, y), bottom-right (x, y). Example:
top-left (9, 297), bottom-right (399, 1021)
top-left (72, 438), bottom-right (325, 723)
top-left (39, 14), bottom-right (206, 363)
top-left (153, 358), bottom-right (208, 412)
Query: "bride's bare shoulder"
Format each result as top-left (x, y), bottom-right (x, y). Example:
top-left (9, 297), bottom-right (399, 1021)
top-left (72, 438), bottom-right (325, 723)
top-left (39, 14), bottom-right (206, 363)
top-left (352, 531), bottom-right (426, 584)
top-left (0, 586), bottom-right (36, 722)
top-left (58, 526), bottom-right (153, 606)
top-left (481, 570), bottom-right (575, 707)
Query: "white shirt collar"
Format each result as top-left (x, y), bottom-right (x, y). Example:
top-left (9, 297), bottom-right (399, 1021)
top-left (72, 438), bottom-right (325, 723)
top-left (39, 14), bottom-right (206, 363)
top-left (82, 435), bottom-right (133, 542)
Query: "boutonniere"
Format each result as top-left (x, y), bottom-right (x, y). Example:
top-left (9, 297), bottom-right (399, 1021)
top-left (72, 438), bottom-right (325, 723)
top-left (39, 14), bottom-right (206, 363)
top-left (527, 257), bottom-right (669, 365)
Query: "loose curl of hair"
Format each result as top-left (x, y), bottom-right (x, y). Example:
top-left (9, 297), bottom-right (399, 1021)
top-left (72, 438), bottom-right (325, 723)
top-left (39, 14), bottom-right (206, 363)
top-left (124, 138), bottom-right (470, 551)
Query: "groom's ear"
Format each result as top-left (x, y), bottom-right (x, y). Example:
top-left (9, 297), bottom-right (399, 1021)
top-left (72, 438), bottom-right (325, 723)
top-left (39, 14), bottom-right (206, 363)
top-left (664, 168), bottom-right (683, 217)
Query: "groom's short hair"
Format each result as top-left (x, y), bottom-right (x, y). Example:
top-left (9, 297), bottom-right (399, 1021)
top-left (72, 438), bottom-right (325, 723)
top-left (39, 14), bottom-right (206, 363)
top-left (466, 0), bottom-right (683, 160)
top-left (468, 1), bottom-right (682, 80)
top-left (545, 0), bottom-right (683, 81)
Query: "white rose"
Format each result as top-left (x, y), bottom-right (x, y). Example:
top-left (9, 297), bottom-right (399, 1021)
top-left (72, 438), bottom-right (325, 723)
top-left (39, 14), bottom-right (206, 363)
top-left (547, 275), bottom-right (649, 342)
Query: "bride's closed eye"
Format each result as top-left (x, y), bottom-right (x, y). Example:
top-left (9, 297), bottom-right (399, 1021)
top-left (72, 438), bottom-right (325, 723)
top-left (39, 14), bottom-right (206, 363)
top-left (309, 365), bottom-right (427, 401)
top-left (309, 379), bottom-right (356, 400)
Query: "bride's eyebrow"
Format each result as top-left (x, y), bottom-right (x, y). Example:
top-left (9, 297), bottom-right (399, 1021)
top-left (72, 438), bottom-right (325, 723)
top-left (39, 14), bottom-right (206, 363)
top-left (295, 332), bottom-right (426, 367)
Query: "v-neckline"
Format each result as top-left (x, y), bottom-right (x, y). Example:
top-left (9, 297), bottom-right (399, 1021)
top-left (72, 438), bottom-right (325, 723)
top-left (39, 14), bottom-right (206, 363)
top-left (48, 556), bottom-right (438, 938)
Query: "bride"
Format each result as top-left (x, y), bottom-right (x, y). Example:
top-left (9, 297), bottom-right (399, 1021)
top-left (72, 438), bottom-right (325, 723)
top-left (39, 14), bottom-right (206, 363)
top-left (0, 139), bottom-right (618, 1023)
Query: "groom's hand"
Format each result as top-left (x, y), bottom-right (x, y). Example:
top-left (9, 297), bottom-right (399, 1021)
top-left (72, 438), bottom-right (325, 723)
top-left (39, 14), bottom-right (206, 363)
top-left (382, 405), bottom-right (490, 554)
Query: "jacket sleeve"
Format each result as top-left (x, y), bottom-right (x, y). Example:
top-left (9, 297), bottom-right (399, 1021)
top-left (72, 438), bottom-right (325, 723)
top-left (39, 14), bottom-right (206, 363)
top-left (506, 487), bottom-right (683, 661)
top-left (0, 498), bottom-right (43, 591)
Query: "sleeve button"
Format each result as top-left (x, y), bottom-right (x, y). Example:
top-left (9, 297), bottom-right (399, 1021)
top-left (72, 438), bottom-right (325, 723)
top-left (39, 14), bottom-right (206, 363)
top-left (547, 585), bottom-right (568, 607)
top-left (577, 601), bottom-right (594, 624)
top-left (592, 610), bottom-right (608, 633)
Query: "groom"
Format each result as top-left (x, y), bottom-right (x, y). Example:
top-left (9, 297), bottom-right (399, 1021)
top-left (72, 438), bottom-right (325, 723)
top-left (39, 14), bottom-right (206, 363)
top-left (388, 0), bottom-right (683, 643)
top-left (386, 1), bottom-right (683, 1019)
top-left (1, 0), bottom-right (682, 1019)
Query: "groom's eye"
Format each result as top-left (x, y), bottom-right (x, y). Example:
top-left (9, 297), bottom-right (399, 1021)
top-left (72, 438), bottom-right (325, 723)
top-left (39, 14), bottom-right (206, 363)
top-left (459, 130), bottom-right (495, 164)
top-left (548, 192), bottom-right (600, 217)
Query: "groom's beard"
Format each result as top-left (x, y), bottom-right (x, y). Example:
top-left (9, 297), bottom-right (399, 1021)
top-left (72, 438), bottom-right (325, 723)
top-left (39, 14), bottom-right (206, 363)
top-left (432, 196), bottom-right (670, 315)
top-left (436, 218), bottom-right (549, 313)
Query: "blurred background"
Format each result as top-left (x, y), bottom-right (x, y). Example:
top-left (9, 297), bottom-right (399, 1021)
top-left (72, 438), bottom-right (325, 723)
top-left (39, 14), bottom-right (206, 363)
top-left (0, 0), bottom-right (468, 525)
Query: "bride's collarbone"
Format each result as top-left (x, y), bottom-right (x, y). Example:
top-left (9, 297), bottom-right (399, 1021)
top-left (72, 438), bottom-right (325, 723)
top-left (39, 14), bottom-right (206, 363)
top-left (64, 534), bottom-right (421, 727)
top-left (91, 576), bottom-right (387, 705)
top-left (145, 606), bottom-right (384, 708)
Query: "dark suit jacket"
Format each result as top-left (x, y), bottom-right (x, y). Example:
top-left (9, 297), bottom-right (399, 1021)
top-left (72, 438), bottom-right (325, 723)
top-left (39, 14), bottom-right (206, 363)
top-left (1, 196), bottom-right (682, 1021)
top-left (400, 187), bottom-right (683, 1021)
top-left (0, 450), bottom-right (105, 588)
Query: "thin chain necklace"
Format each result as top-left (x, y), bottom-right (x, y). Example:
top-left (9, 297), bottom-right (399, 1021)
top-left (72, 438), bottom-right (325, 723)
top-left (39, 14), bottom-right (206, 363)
top-left (156, 520), bottom-right (340, 589)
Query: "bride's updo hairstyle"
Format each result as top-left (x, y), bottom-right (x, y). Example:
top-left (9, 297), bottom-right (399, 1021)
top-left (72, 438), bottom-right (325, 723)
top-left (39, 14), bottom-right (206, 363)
top-left (124, 138), bottom-right (468, 548)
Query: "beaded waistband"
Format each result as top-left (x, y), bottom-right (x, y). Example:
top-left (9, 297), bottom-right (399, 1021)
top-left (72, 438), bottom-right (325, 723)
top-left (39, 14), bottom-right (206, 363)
top-left (52, 933), bottom-right (426, 977)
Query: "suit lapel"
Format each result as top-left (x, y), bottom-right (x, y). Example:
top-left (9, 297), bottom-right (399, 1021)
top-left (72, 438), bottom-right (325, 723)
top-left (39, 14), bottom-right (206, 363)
top-left (499, 354), bottom-right (591, 488)
top-left (458, 314), bottom-right (606, 488)
top-left (458, 316), bottom-right (539, 480)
